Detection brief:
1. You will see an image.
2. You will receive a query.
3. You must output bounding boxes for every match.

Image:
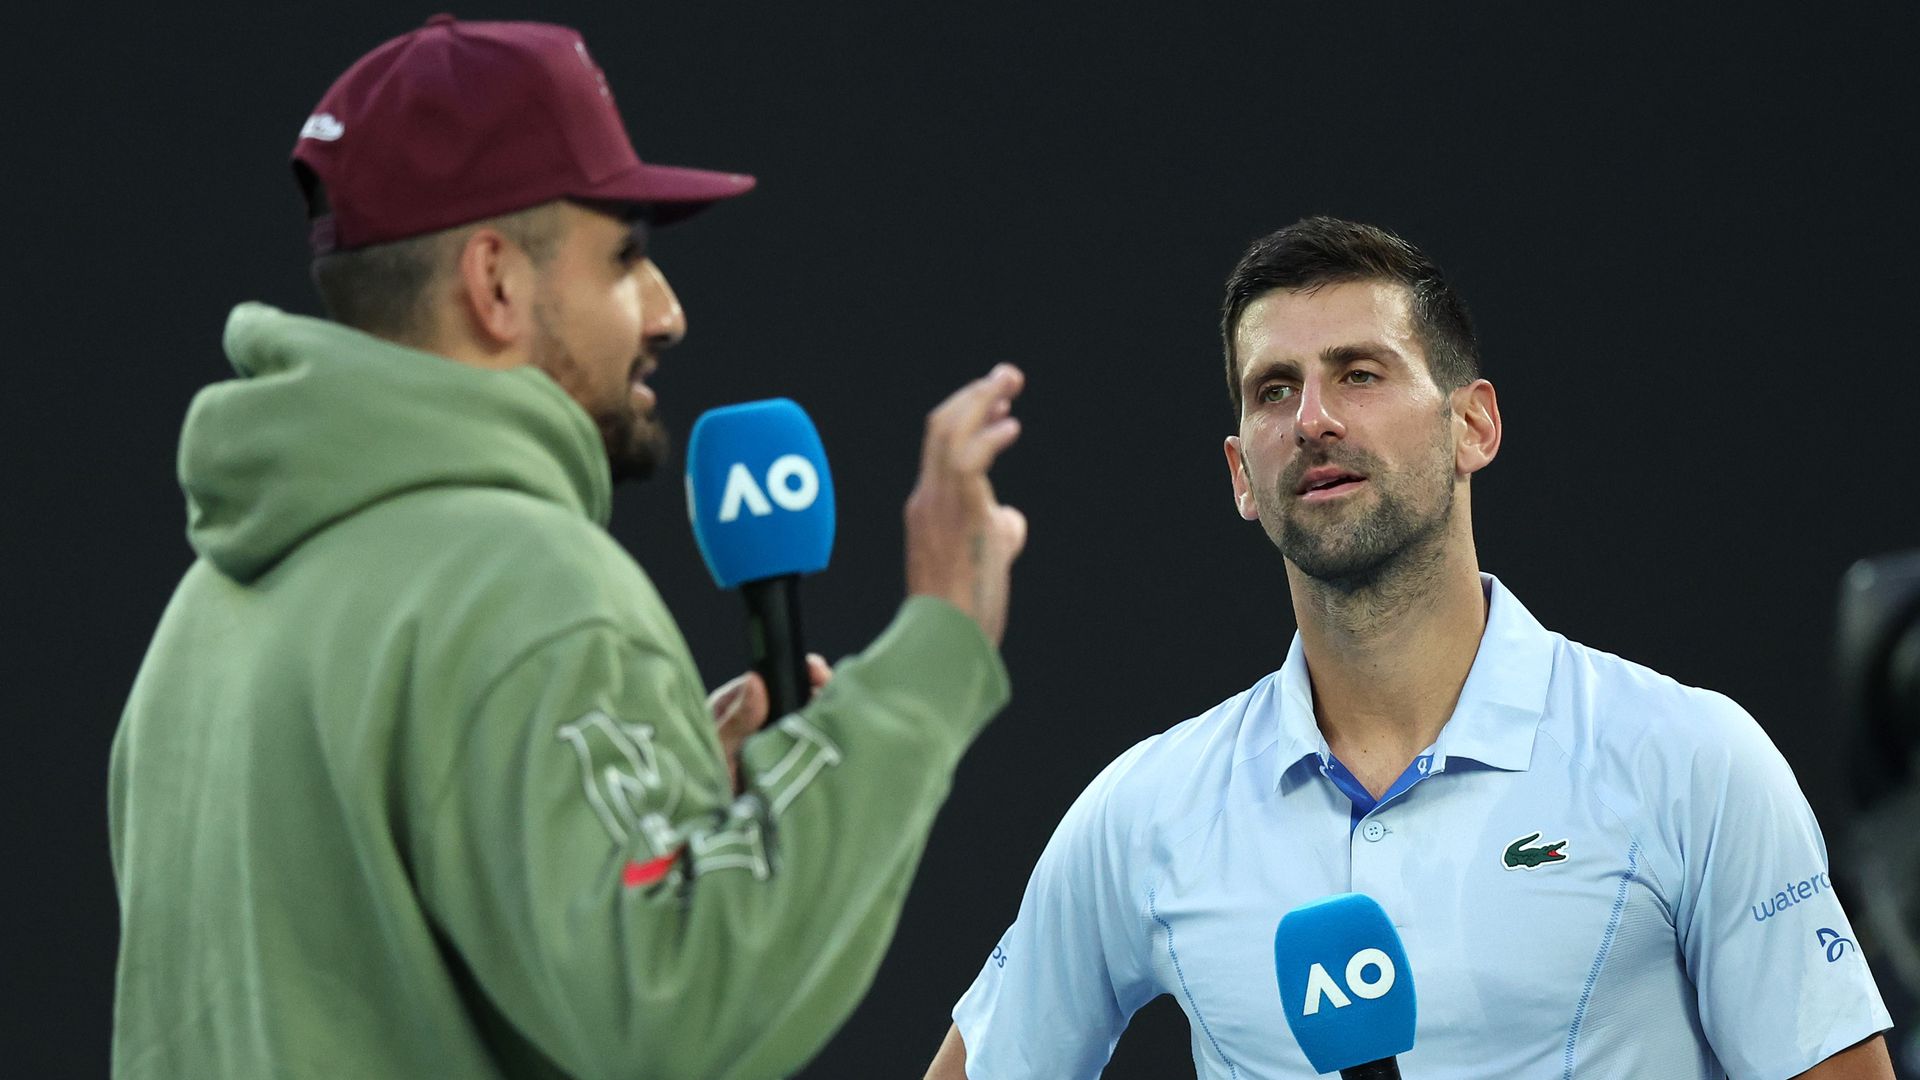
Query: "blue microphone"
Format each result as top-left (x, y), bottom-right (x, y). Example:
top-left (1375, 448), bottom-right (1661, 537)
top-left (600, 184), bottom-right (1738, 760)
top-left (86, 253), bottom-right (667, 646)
top-left (686, 399), bottom-right (836, 717)
top-left (1273, 893), bottom-right (1416, 1079)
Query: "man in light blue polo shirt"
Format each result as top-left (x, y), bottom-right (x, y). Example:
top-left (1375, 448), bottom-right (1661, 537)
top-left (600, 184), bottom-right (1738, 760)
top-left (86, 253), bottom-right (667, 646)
top-left (924, 218), bottom-right (1893, 1079)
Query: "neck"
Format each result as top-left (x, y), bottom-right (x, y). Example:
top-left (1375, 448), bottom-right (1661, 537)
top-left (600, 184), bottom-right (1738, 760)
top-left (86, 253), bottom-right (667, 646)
top-left (1286, 516), bottom-right (1487, 793)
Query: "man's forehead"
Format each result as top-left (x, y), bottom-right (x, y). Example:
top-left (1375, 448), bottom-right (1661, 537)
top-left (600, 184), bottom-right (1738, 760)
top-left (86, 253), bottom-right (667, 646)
top-left (1235, 280), bottom-right (1418, 363)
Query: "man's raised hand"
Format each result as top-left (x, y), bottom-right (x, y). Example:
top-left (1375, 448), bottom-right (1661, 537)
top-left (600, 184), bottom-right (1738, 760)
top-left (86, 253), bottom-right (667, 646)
top-left (904, 364), bottom-right (1027, 646)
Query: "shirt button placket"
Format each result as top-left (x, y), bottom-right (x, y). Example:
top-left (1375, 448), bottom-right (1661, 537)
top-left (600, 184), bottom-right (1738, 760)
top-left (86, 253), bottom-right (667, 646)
top-left (1351, 814), bottom-right (1392, 899)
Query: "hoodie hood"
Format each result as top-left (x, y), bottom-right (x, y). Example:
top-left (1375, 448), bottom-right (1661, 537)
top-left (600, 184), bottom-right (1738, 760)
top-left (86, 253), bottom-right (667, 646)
top-left (181, 303), bottom-right (613, 582)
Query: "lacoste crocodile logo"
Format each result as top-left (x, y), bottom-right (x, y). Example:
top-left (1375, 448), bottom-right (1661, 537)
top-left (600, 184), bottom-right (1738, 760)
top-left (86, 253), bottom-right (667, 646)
top-left (1503, 832), bottom-right (1569, 871)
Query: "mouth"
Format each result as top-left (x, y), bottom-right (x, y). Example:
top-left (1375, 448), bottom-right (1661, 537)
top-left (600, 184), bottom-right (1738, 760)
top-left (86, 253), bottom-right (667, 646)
top-left (1295, 466), bottom-right (1368, 502)
top-left (628, 359), bottom-right (657, 411)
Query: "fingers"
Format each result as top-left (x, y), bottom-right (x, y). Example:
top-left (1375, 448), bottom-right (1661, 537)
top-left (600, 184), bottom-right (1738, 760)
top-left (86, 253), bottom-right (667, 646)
top-left (806, 653), bottom-right (833, 697)
top-left (707, 671), bottom-right (753, 718)
top-left (710, 671), bottom-right (769, 736)
top-left (953, 415), bottom-right (1022, 474)
top-left (903, 365), bottom-right (1028, 649)
top-left (922, 364), bottom-right (1025, 475)
top-left (995, 504), bottom-right (1029, 556)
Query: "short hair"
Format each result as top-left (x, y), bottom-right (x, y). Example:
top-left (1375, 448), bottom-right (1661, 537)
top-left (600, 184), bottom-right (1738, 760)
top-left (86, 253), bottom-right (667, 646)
top-left (1219, 216), bottom-right (1480, 415)
top-left (307, 186), bottom-right (565, 342)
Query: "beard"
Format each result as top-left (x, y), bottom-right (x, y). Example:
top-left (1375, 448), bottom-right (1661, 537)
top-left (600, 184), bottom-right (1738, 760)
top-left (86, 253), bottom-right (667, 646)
top-left (530, 301), bottom-right (670, 484)
top-left (593, 380), bottom-right (670, 484)
top-left (1254, 413), bottom-right (1456, 594)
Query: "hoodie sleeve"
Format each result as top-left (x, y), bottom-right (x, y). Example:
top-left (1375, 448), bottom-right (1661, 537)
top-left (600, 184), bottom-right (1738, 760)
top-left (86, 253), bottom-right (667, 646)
top-left (407, 595), bottom-right (1008, 1080)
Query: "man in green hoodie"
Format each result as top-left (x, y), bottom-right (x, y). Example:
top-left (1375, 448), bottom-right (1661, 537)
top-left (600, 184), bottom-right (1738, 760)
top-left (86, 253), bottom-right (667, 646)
top-left (109, 16), bottom-right (1026, 1080)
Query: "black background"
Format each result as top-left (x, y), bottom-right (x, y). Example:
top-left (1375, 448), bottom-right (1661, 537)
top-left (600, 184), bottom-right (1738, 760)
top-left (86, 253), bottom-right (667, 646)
top-left (9, 2), bottom-right (1918, 1076)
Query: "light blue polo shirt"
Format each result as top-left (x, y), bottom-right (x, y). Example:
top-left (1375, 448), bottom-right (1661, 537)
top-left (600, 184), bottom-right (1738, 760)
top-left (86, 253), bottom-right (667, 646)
top-left (953, 575), bottom-right (1890, 1079)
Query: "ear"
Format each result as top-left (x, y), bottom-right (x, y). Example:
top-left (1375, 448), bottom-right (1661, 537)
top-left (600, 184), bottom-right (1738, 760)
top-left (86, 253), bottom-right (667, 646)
top-left (1453, 378), bottom-right (1502, 476)
top-left (452, 227), bottom-right (539, 349)
top-left (1223, 435), bottom-right (1261, 521)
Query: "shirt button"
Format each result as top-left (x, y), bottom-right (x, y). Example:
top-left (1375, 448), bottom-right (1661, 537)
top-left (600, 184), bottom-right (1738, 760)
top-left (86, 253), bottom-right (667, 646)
top-left (1362, 820), bottom-right (1386, 842)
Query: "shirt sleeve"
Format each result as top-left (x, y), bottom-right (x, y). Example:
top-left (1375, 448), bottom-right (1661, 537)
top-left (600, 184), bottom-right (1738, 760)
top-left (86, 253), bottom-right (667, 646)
top-left (1668, 692), bottom-right (1892, 1080)
top-left (407, 596), bottom-right (1008, 1080)
top-left (952, 741), bottom-right (1159, 1080)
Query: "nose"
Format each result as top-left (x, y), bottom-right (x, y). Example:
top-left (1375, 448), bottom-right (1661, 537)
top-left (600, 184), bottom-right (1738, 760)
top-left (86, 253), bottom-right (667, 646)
top-left (638, 259), bottom-right (686, 352)
top-left (1292, 378), bottom-right (1346, 446)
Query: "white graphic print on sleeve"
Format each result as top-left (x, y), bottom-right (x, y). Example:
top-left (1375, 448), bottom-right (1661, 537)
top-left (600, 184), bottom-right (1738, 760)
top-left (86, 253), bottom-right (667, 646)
top-left (557, 709), bottom-right (841, 883)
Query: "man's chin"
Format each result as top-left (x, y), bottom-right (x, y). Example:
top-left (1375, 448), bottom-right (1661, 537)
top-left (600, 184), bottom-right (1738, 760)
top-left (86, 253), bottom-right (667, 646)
top-left (1277, 509), bottom-right (1454, 594)
top-left (1273, 518), bottom-right (1397, 586)
top-left (606, 421), bottom-right (671, 484)
top-left (1283, 547), bottom-right (1396, 590)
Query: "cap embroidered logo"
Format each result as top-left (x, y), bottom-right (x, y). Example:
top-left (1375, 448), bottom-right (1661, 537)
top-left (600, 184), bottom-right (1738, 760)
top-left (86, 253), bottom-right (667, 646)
top-left (299, 113), bottom-right (344, 141)
top-left (573, 41), bottom-right (612, 100)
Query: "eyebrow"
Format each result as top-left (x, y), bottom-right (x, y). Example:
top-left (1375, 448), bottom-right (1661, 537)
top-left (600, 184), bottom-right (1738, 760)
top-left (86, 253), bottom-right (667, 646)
top-left (1240, 340), bottom-right (1407, 390)
top-left (619, 219), bottom-right (650, 255)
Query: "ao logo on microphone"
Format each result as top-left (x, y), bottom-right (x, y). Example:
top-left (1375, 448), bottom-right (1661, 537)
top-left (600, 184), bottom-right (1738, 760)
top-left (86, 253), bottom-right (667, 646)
top-left (1273, 893), bottom-right (1417, 1075)
top-left (1300, 947), bottom-right (1396, 1015)
top-left (686, 399), bottom-right (836, 590)
top-left (717, 455), bottom-right (822, 521)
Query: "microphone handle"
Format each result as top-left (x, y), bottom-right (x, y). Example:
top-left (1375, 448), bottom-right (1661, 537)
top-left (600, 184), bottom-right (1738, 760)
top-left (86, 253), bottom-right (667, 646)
top-left (741, 574), bottom-right (808, 719)
top-left (1339, 1059), bottom-right (1401, 1080)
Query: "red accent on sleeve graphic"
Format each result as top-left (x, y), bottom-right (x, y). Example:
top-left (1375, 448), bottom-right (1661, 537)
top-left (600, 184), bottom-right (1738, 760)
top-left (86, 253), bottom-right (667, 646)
top-left (622, 850), bottom-right (680, 888)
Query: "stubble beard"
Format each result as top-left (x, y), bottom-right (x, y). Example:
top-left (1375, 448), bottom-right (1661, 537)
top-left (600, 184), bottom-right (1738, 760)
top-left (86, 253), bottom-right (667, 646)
top-left (1257, 414), bottom-right (1457, 600)
top-left (599, 388), bottom-right (670, 484)
top-left (530, 299), bottom-right (670, 484)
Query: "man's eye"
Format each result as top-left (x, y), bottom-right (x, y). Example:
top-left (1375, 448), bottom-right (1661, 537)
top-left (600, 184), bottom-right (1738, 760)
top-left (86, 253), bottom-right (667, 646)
top-left (1259, 385), bottom-right (1296, 403)
top-left (1347, 370), bottom-right (1378, 384)
top-left (617, 244), bottom-right (645, 267)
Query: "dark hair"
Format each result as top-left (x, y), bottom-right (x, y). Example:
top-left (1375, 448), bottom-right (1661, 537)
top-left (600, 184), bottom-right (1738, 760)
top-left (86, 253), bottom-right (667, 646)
top-left (1219, 216), bottom-right (1479, 415)
top-left (305, 180), bottom-right (564, 342)
top-left (310, 233), bottom-right (452, 342)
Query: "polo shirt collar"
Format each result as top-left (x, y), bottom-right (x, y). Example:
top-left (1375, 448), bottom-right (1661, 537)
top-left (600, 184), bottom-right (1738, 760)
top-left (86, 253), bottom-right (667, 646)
top-left (1433, 573), bottom-right (1554, 771)
top-left (1270, 572), bottom-right (1555, 791)
top-left (1271, 636), bottom-right (1327, 787)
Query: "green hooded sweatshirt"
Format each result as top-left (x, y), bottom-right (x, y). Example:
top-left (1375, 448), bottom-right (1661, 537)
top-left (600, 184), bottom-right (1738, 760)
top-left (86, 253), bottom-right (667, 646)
top-left (109, 304), bottom-right (1009, 1079)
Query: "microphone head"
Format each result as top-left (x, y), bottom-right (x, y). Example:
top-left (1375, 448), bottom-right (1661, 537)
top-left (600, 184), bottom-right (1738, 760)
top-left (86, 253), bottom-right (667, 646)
top-left (1273, 893), bottom-right (1416, 1074)
top-left (685, 398), bottom-right (836, 588)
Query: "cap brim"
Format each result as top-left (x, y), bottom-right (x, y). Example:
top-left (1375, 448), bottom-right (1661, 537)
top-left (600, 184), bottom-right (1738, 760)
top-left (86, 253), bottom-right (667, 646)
top-left (579, 162), bottom-right (757, 226)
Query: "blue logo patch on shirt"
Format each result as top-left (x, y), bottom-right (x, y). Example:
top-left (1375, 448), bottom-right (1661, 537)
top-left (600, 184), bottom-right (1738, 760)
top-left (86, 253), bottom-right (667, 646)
top-left (1816, 928), bottom-right (1854, 962)
top-left (1750, 870), bottom-right (1833, 923)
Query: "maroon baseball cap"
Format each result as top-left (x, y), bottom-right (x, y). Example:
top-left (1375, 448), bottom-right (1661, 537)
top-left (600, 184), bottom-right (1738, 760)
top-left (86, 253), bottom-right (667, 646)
top-left (292, 14), bottom-right (754, 253)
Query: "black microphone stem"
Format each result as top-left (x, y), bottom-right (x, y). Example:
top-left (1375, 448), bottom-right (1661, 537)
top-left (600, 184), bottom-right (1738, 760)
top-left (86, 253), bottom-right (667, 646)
top-left (741, 574), bottom-right (808, 719)
top-left (1339, 1059), bottom-right (1401, 1080)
